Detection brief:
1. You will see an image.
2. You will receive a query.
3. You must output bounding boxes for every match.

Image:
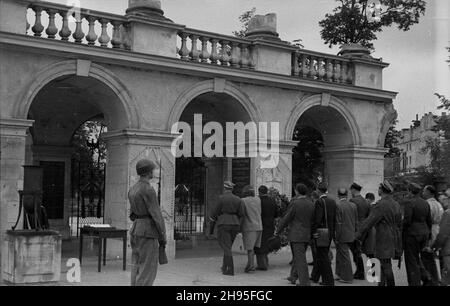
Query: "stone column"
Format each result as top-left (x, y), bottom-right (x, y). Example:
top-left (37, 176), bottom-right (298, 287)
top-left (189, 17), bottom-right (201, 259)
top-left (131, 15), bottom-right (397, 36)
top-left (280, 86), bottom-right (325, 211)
top-left (254, 140), bottom-right (296, 198)
top-left (0, 118), bottom-right (34, 270)
top-left (323, 146), bottom-right (386, 199)
top-left (102, 129), bottom-right (177, 259)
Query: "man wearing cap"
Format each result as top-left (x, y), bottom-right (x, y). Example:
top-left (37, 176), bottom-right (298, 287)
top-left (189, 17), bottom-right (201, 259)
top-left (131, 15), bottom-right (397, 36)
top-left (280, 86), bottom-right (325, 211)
top-left (128, 159), bottom-right (167, 286)
top-left (311, 182), bottom-right (337, 286)
top-left (402, 182), bottom-right (432, 286)
top-left (335, 188), bottom-right (358, 283)
top-left (210, 181), bottom-right (245, 276)
top-left (349, 182), bottom-right (371, 279)
top-left (357, 180), bottom-right (402, 286)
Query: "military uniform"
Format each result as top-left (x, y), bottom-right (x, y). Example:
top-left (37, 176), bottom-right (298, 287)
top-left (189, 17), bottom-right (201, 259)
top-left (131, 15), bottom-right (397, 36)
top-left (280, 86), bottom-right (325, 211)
top-left (128, 160), bottom-right (166, 286)
top-left (350, 183), bottom-right (371, 279)
top-left (357, 182), bottom-right (402, 286)
top-left (211, 183), bottom-right (245, 276)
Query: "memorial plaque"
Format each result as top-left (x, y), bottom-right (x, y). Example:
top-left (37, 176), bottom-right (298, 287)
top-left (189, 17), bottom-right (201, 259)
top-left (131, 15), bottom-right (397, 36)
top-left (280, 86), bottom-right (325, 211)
top-left (232, 158), bottom-right (251, 196)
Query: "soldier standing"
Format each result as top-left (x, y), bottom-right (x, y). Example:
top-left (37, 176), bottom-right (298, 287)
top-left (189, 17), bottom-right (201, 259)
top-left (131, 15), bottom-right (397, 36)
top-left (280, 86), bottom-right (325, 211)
top-left (349, 182), bottom-right (371, 280)
top-left (128, 159), bottom-right (167, 286)
top-left (357, 181), bottom-right (403, 286)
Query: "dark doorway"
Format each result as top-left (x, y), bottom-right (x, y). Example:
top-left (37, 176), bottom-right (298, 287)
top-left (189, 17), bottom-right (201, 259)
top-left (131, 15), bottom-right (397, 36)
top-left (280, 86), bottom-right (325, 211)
top-left (41, 161), bottom-right (65, 220)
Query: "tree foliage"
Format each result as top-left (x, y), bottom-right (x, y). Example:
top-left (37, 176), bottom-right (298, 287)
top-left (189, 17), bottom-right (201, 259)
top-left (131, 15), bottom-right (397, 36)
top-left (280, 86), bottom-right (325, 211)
top-left (319, 0), bottom-right (426, 49)
top-left (292, 126), bottom-right (325, 188)
top-left (71, 119), bottom-right (107, 166)
top-left (384, 119), bottom-right (402, 157)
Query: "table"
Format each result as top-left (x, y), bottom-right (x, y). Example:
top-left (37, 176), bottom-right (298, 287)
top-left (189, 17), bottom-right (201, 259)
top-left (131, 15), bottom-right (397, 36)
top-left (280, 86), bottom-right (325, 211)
top-left (79, 226), bottom-right (128, 273)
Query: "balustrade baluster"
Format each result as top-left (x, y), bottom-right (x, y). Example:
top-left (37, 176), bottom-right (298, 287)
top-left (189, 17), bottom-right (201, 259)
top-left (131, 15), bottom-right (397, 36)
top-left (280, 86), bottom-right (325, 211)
top-left (248, 45), bottom-right (255, 70)
top-left (230, 42), bottom-right (240, 68)
top-left (178, 32), bottom-right (190, 61)
top-left (220, 40), bottom-right (230, 66)
top-left (111, 21), bottom-right (123, 49)
top-left (189, 35), bottom-right (200, 62)
top-left (85, 16), bottom-right (98, 45)
top-left (45, 9), bottom-right (58, 39)
top-left (326, 59), bottom-right (333, 82)
top-left (346, 63), bottom-right (353, 84)
top-left (73, 14), bottom-right (85, 43)
top-left (340, 61), bottom-right (346, 84)
top-left (301, 54), bottom-right (308, 78)
top-left (292, 52), bottom-right (300, 76)
top-left (209, 39), bottom-right (220, 65)
top-left (308, 56), bottom-right (316, 79)
top-left (98, 19), bottom-right (111, 47)
top-left (59, 10), bottom-right (72, 41)
top-left (199, 37), bottom-right (210, 63)
top-left (26, 20), bottom-right (30, 35)
top-left (318, 58), bottom-right (325, 80)
top-left (332, 60), bottom-right (339, 83)
top-left (122, 23), bottom-right (132, 51)
top-left (31, 6), bottom-right (44, 37)
top-left (240, 44), bottom-right (249, 68)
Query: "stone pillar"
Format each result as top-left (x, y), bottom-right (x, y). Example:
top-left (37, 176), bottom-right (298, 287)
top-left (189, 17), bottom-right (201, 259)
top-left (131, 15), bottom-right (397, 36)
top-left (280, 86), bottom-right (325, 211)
top-left (245, 13), bottom-right (297, 75)
top-left (323, 146), bottom-right (386, 199)
top-left (102, 129), bottom-right (177, 259)
top-left (0, 118), bottom-right (34, 271)
top-left (126, 0), bottom-right (184, 57)
top-left (255, 140), bottom-right (296, 198)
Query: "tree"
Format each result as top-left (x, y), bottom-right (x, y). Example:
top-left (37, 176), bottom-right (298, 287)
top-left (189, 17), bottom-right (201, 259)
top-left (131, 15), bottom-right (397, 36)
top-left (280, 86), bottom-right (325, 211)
top-left (292, 126), bottom-right (325, 188)
top-left (384, 119), bottom-right (402, 157)
top-left (233, 8), bottom-right (304, 48)
top-left (319, 0), bottom-right (426, 50)
top-left (232, 7), bottom-right (257, 38)
top-left (71, 119), bottom-right (107, 166)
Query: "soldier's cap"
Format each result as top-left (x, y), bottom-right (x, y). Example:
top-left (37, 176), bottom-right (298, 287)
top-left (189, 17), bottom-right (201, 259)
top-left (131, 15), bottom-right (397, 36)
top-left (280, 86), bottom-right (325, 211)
top-left (350, 182), bottom-right (362, 191)
top-left (379, 180), bottom-right (394, 194)
top-left (223, 181), bottom-right (235, 189)
top-left (136, 159), bottom-right (156, 176)
top-left (408, 182), bottom-right (422, 194)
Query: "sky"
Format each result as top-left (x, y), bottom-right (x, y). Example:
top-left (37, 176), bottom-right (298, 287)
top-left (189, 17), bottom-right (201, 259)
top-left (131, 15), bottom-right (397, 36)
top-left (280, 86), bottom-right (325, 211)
top-left (49, 0), bottom-right (450, 128)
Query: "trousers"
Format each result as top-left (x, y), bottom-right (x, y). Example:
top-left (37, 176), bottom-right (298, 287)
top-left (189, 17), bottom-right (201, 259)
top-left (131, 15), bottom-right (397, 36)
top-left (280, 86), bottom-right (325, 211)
top-left (312, 245), bottom-right (334, 286)
top-left (336, 242), bottom-right (353, 282)
top-left (130, 236), bottom-right (159, 286)
top-left (404, 234), bottom-right (428, 286)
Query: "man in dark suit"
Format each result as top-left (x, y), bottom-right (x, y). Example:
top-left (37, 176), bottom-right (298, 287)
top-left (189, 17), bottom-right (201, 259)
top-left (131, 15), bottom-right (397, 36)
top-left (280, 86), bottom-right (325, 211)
top-left (402, 182), bottom-right (432, 286)
top-left (255, 185), bottom-right (279, 271)
top-left (276, 183), bottom-right (315, 286)
top-left (311, 182), bottom-right (337, 286)
top-left (357, 180), bottom-right (403, 286)
top-left (128, 159), bottom-right (167, 286)
top-left (335, 188), bottom-right (358, 283)
top-left (350, 182), bottom-right (371, 279)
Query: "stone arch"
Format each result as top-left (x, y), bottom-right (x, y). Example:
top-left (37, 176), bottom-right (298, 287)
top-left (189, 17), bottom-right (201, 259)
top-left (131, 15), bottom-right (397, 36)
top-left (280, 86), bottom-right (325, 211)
top-left (14, 59), bottom-right (141, 129)
top-left (378, 104), bottom-right (398, 147)
top-left (284, 94), bottom-right (362, 146)
top-left (167, 79), bottom-right (262, 130)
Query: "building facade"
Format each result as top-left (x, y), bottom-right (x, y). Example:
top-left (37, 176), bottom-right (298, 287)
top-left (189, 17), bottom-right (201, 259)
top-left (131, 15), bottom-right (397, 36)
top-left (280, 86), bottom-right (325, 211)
top-left (0, 0), bottom-right (398, 264)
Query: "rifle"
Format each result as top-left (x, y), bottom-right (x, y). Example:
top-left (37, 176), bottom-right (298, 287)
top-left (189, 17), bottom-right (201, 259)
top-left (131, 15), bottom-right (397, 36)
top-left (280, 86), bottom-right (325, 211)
top-left (158, 154), bottom-right (162, 205)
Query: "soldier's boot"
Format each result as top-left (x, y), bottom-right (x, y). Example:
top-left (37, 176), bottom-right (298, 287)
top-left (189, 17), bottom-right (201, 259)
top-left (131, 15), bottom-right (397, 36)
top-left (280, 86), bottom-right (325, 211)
top-left (223, 256), bottom-right (234, 276)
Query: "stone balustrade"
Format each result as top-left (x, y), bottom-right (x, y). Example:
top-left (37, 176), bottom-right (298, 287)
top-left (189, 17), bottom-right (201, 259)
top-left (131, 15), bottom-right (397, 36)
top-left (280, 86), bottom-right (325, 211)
top-left (177, 28), bottom-right (256, 69)
top-left (26, 0), bottom-right (131, 50)
top-left (292, 50), bottom-right (355, 85)
top-left (0, 0), bottom-right (388, 88)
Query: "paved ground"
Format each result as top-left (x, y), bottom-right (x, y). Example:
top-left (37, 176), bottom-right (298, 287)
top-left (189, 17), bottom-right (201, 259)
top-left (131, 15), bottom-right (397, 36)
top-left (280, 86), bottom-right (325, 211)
top-left (1, 238), bottom-right (410, 286)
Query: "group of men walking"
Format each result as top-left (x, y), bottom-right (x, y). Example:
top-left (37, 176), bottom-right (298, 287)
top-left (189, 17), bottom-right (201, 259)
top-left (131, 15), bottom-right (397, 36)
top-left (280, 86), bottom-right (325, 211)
top-left (126, 158), bottom-right (450, 287)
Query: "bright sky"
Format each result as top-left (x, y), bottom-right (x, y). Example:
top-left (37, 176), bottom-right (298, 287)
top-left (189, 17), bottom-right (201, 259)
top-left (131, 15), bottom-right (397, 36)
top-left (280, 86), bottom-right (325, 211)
top-left (50, 0), bottom-right (450, 128)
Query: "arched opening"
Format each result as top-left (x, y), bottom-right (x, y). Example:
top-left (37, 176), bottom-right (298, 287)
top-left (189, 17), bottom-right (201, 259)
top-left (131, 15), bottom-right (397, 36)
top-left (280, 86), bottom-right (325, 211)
top-left (291, 105), bottom-right (355, 196)
top-left (173, 92), bottom-right (253, 254)
top-left (25, 75), bottom-right (128, 244)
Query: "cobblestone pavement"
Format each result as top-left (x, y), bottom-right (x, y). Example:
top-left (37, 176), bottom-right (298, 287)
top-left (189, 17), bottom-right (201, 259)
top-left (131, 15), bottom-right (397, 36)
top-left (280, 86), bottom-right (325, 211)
top-left (4, 247), bottom-right (408, 286)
